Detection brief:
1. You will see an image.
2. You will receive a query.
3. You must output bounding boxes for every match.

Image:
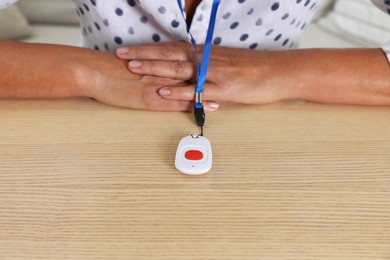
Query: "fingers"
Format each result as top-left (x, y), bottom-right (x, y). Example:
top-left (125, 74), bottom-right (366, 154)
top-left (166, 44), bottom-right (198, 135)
top-left (158, 84), bottom-right (222, 110)
top-left (200, 101), bottom-right (220, 112)
top-left (128, 60), bottom-right (196, 80)
top-left (116, 43), bottom-right (198, 81)
top-left (158, 86), bottom-right (195, 101)
top-left (116, 43), bottom-right (194, 62)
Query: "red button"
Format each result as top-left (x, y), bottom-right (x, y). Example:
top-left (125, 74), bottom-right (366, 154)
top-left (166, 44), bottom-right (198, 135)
top-left (185, 150), bottom-right (204, 161)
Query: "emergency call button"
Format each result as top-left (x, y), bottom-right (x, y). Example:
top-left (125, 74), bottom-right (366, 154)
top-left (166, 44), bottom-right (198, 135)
top-left (185, 150), bottom-right (204, 161)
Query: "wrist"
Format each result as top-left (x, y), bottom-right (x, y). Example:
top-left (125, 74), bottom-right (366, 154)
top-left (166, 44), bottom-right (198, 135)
top-left (69, 61), bottom-right (98, 99)
top-left (260, 51), bottom-right (302, 102)
top-left (66, 48), bottom-right (113, 100)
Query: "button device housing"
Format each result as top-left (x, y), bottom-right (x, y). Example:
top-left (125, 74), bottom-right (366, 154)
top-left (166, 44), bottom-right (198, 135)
top-left (175, 135), bottom-right (212, 175)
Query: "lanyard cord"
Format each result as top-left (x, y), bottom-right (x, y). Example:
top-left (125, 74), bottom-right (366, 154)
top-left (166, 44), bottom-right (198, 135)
top-left (177, 0), bottom-right (220, 135)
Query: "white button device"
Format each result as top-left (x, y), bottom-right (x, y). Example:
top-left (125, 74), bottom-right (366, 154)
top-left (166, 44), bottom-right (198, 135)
top-left (175, 135), bottom-right (212, 175)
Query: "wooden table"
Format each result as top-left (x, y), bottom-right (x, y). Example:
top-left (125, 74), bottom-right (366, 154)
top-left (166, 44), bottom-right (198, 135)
top-left (0, 98), bottom-right (389, 259)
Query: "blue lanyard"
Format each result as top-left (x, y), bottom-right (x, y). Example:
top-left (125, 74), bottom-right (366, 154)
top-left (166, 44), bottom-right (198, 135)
top-left (177, 0), bottom-right (220, 109)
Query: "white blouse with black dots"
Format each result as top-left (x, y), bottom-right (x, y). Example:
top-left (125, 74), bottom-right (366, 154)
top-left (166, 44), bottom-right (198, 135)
top-left (72, 0), bottom-right (322, 51)
top-left (1, 0), bottom-right (390, 63)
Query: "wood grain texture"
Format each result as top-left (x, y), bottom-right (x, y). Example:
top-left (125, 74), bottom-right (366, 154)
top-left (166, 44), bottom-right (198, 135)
top-left (0, 98), bottom-right (389, 259)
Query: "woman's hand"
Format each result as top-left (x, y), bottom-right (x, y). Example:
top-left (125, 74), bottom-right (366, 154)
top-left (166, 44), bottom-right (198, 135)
top-left (116, 42), bottom-right (292, 105)
top-left (77, 47), bottom-right (199, 111)
top-left (0, 40), bottom-right (219, 111)
top-left (116, 42), bottom-right (390, 107)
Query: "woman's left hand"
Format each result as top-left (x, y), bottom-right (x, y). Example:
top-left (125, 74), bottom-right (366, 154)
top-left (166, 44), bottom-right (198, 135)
top-left (116, 42), bottom-right (390, 107)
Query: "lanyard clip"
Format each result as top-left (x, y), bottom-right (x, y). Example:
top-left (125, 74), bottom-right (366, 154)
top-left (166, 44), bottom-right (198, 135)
top-left (194, 92), bottom-right (205, 127)
top-left (194, 102), bottom-right (205, 136)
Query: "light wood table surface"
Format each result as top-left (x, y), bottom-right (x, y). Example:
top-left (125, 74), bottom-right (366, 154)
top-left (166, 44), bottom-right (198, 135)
top-left (0, 98), bottom-right (389, 259)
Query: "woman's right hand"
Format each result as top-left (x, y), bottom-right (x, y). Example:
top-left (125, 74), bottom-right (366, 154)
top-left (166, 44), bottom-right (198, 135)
top-left (0, 40), bottom-right (219, 112)
top-left (78, 48), bottom-right (193, 111)
top-left (69, 45), bottom-right (220, 111)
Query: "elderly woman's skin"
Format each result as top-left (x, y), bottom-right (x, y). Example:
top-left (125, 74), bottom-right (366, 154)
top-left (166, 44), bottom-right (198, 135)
top-left (116, 42), bottom-right (390, 106)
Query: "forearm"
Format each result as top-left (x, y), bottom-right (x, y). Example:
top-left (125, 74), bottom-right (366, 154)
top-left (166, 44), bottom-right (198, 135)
top-left (0, 40), bottom-right (194, 111)
top-left (0, 40), bottom-right (91, 99)
top-left (277, 48), bottom-right (390, 106)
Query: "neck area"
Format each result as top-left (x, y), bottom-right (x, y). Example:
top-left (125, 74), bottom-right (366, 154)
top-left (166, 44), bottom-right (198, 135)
top-left (184, 0), bottom-right (202, 26)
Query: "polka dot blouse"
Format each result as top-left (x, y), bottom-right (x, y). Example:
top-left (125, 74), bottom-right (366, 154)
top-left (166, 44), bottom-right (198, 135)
top-left (73, 0), bottom-right (323, 52)
top-left (1, 0), bottom-right (390, 63)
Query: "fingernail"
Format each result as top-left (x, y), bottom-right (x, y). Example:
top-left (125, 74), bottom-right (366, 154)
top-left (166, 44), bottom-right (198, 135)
top-left (206, 102), bottom-right (219, 111)
top-left (116, 47), bottom-right (129, 55)
top-left (159, 87), bottom-right (171, 96)
top-left (129, 60), bottom-right (142, 68)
